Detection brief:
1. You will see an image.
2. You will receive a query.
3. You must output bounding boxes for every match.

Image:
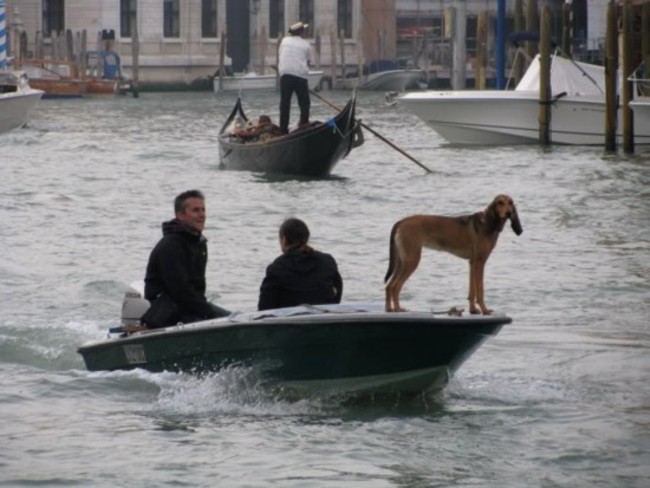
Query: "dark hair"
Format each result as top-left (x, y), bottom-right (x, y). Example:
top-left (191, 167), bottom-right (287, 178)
top-left (279, 218), bottom-right (310, 249)
top-left (174, 189), bottom-right (205, 213)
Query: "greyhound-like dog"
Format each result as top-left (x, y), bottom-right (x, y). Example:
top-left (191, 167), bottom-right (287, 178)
top-left (384, 194), bottom-right (523, 314)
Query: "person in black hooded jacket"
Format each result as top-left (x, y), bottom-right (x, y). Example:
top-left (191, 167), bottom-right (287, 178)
top-left (142, 190), bottom-right (230, 328)
top-left (258, 218), bottom-right (343, 311)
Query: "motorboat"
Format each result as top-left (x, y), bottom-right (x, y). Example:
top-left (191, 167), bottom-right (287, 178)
top-left (213, 70), bottom-right (324, 93)
top-left (0, 70), bottom-right (44, 134)
top-left (218, 94), bottom-right (363, 177)
top-left (77, 283), bottom-right (511, 396)
top-left (399, 54), bottom-right (650, 146)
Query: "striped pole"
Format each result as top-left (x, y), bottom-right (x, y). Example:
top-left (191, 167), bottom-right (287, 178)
top-left (0, 0), bottom-right (7, 69)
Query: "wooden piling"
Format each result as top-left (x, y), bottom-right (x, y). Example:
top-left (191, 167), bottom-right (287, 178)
top-left (259, 24), bottom-right (267, 75)
top-left (329, 26), bottom-right (337, 88)
top-left (339, 30), bottom-right (346, 84)
top-left (275, 32), bottom-right (281, 90)
top-left (604, 0), bottom-right (618, 152)
top-left (538, 6), bottom-right (551, 145)
top-left (218, 29), bottom-right (225, 91)
top-left (51, 31), bottom-right (59, 59)
top-left (131, 18), bottom-right (140, 97)
top-left (476, 11), bottom-right (487, 90)
top-left (525, 0), bottom-right (539, 61)
top-left (621, 0), bottom-right (634, 153)
top-left (451, 2), bottom-right (466, 90)
top-left (65, 29), bottom-right (73, 62)
top-left (561, 2), bottom-right (572, 58)
top-left (512, 0), bottom-right (525, 84)
top-left (35, 30), bottom-right (43, 59)
top-left (314, 30), bottom-right (321, 70)
top-left (641, 2), bottom-right (650, 87)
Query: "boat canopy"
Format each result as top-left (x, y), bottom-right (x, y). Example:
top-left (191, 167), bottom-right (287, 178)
top-left (516, 54), bottom-right (605, 96)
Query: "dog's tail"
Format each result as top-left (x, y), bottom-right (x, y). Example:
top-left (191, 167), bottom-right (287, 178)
top-left (384, 222), bottom-right (399, 283)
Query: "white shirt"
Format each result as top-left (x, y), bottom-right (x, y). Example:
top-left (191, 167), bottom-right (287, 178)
top-left (278, 35), bottom-right (311, 79)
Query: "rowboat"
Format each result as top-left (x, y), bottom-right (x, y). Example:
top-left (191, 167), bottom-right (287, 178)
top-left (218, 94), bottom-right (363, 177)
top-left (77, 284), bottom-right (510, 396)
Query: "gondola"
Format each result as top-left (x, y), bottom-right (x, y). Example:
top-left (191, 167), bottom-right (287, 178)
top-left (218, 94), bottom-right (363, 177)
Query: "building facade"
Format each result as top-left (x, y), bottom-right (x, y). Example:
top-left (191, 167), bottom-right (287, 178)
top-left (3, 1), bottom-right (615, 89)
top-left (6, 0), bottom-right (364, 88)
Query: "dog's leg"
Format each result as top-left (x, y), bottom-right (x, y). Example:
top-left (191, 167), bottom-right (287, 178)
top-left (475, 261), bottom-right (492, 315)
top-left (385, 255), bottom-right (402, 312)
top-left (393, 249), bottom-right (421, 312)
top-left (386, 246), bottom-right (420, 312)
top-left (468, 260), bottom-right (481, 315)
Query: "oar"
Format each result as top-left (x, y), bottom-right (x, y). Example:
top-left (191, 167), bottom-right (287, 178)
top-left (310, 90), bottom-right (434, 174)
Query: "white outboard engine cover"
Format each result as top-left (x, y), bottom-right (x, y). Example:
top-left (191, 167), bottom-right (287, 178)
top-left (121, 281), bottom-right (150, 326)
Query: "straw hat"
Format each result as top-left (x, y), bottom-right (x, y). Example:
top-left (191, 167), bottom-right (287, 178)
top-left (289, 22), bottom-right (308, 34)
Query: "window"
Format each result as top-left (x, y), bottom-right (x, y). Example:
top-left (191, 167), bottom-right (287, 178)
top-left (120, 0), bottom-right (137, 38)
top-left (299, 0), bottom-right (314, 36)
top-left (337, 0), bottom-right (352, 39)
top-left (42, 0), bottom-right (65, 37)
top-left (201, 0), bottom-right (218, 38)
top-left (270, 0), bottom-right (284, 39)
top-left (164, 0), bottom-right (180, 38)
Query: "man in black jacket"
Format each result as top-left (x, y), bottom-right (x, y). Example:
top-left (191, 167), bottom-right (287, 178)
top-left (142, 190), bottom-right (230, 328)
top-left (258, 218), bottom-right (342, 311)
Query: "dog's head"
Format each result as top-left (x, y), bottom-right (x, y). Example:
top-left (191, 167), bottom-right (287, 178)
top-left (489, 194), bottom-right (523, 235)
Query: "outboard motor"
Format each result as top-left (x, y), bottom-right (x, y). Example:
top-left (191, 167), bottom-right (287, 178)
top-left (121, 281), bottom-right (150, 326)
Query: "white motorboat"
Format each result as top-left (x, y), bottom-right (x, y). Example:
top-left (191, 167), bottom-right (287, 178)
top-left (399, 54), bottom-right (650, 146)
top-left (213, 70), bottom-right (324, 93)
top-left (0, 71), bottom-right (44, 135)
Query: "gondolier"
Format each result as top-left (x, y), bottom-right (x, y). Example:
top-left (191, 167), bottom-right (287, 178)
top-left (278, 21), bottom-right (312, 134)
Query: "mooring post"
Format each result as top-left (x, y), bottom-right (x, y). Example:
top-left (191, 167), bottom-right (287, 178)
top-left (605, 0), bottom-right (618, 152)
top-left (622, 0), bottom-right (634, 153)
top-left (512, 0), bottom-right (525, 85)
top-left (561, 1), bottom-right (572, 58)
top-left (218, 29), bottom-right (225, 91)
top-left (131, 19), bottom-right (140, 98)
top-left (538, 6), bottom-right (551, 145)
top-left (476, 11), bottom-right (487, 90)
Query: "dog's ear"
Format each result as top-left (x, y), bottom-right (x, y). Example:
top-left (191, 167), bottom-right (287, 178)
top-left (510, 201), bottom-right (523, 235)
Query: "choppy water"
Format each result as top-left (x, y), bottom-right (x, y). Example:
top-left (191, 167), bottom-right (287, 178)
top-left (1, 90), bottom-right (648, 487)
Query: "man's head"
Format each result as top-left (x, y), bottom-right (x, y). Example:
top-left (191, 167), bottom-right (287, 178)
top-left (288, 21), bottom-right (308, 36)
top-left (279, 217), bottom-right (310, 252)
top-left (174, 189), bottom-right (206, 233)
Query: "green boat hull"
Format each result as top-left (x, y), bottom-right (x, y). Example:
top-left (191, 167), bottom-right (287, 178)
top-left (78, 304), bottom-right (510, 395)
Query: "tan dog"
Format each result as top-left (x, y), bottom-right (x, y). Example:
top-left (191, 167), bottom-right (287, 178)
top-left (384, 194), bottom-right (523, 314)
